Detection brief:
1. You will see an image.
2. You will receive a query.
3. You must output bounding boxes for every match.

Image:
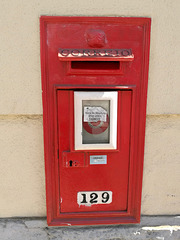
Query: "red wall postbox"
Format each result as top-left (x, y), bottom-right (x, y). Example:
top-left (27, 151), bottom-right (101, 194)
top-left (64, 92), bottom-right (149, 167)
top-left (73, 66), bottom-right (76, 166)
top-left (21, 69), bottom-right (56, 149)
top-left (40, 16), bottom-right (151, 226)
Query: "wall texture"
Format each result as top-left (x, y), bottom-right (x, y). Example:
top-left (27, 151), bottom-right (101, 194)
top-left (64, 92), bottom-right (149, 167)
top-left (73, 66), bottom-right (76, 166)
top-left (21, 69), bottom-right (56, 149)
top-left (0, 0), bottom-right (179, 217)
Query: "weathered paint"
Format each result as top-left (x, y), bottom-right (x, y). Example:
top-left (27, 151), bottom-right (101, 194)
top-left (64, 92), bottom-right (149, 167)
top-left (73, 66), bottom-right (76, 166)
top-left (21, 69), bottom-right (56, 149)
top-left (142, 226), bottom-right (180, 235)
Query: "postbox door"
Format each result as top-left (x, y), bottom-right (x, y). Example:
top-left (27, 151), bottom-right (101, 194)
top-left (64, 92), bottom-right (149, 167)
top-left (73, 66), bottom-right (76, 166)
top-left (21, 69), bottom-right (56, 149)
top-left (57, 89), bottom-right (132, 213)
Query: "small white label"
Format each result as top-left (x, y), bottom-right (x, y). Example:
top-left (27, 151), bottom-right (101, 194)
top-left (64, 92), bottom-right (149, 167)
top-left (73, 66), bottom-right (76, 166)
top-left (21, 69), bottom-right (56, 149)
top-left (90, 155), bottom-right (107, 164)
top-left (84, 106), bottom-right (107, 122)
top-left (77, 191), bottom-right (112, 206)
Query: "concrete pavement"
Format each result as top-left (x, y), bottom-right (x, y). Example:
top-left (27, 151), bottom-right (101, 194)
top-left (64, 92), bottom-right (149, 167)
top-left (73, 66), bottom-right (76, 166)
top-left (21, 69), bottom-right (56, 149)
top-left (0, 216), bottom-right (179, 240)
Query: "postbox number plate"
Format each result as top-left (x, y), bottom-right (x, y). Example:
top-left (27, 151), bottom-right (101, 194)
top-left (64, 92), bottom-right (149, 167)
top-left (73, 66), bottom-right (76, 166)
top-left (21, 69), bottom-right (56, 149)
top-left (77, 191), bottom-right (112, 206)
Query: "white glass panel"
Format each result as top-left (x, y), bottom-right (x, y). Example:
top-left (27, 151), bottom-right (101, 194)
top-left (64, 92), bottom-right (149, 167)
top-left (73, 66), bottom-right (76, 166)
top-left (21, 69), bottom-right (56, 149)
top-left (74, 91), bottom-right (117, 150)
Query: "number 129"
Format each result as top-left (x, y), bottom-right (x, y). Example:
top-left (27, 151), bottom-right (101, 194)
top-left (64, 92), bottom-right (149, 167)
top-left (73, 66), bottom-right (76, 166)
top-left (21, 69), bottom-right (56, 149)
top-left (77, 191), bottom-right (112, 205)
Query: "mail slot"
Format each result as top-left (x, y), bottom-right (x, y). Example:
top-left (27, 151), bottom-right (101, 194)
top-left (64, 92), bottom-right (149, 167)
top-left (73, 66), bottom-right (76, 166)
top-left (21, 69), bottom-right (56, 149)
top-left (40, 16), bottom-right (151, 226)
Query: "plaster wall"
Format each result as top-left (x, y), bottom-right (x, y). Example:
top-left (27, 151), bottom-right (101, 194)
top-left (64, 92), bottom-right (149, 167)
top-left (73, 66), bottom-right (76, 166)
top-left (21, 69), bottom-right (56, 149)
top-left (0, 0), bottom-right (179, 217)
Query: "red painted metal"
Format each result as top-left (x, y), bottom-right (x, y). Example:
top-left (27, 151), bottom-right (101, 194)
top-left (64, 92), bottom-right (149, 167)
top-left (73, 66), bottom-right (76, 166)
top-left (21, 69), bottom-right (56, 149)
top-left (40, 16), bottom-right (151, 226)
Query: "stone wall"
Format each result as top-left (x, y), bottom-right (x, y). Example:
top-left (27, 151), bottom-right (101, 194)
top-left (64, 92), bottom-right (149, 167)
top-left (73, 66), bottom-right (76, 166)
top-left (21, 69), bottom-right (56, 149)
top-left (0, 0), bottom-right (179, 217)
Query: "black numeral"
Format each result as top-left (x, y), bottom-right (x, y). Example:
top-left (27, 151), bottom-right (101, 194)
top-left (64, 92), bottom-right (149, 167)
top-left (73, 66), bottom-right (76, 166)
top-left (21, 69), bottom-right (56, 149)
top-left (102, 192), bottom-right (110, 203)
top-left (81, 193), bottom-right (88, 203)
top-left (90, 193), bottom-right (98, 203)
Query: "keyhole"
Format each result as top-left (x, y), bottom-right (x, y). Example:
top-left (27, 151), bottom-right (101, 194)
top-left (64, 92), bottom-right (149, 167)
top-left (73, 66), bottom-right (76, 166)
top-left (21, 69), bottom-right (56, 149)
top-left (69, 160), bottom-right (73, 167)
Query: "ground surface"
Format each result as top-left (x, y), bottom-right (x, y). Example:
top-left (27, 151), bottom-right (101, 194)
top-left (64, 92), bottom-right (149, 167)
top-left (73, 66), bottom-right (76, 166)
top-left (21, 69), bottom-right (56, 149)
top-left (0, 216), bottom-right (179, 240)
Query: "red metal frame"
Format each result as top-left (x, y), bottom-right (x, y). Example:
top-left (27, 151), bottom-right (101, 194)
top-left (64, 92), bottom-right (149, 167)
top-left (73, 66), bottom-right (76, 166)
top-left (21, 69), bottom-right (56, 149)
top-left (40, 16), bottom-right (151, 226)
